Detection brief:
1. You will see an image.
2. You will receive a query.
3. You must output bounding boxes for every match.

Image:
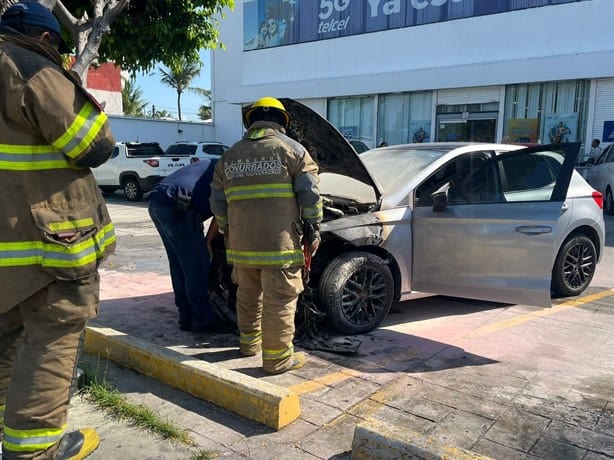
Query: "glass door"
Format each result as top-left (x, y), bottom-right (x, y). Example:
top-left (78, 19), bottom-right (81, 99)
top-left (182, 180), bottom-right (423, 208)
top-left (436, 112), bottom-right (498, 142)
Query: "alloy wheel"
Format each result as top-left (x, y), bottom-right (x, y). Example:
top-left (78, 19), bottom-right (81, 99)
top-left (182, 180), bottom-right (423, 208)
top-left (562, 239), bottom-right (596, 291)
top-left (340, 265), bottom-right (389, 328)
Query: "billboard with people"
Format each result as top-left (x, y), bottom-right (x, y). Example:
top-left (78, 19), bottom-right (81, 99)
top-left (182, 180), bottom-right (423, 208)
top-left (243, 0), bottom-right (588, 51)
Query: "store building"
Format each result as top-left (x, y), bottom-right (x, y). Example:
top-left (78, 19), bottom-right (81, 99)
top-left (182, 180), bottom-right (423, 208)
top-left (212, 0), bottom-right (614, 158)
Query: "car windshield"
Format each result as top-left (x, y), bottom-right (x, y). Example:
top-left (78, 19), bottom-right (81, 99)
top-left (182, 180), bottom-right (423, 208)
top-left (360, 146), bottom-right (452, 194)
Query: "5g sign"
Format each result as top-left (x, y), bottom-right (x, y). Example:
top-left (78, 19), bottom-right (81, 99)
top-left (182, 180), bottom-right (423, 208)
top-left (319, 0), bottom-right (465, 20)
top-left (319, 0), bottom-right (350, 20)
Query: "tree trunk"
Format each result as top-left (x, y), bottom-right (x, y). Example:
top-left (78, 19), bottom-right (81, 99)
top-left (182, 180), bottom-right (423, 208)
top-left (177, 91), bottom-right (182, 121)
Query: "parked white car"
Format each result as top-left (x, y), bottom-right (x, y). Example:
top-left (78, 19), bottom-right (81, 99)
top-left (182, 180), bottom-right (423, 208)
top-left (587, 143), bottom-right (614, 215)
top-left (93, 142), bottom-right (190, 201)
top-left (165, 141), bottom-right (229, 163)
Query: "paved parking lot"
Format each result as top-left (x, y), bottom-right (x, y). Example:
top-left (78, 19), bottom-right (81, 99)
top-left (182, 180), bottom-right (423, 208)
top-left (72, 195), bottom-right (614, 459)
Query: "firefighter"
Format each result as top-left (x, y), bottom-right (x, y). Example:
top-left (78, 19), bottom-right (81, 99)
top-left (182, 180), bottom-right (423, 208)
top-left (148, 159), bottom-right (234, 333)
top-left (210, 97), bottom-right (322, 374)
top-left (0, 2), bottom-right (116, 459)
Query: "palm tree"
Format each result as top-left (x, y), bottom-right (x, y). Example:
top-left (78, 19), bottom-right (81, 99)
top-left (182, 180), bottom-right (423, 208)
top-left (190, 87), bottom-right (212, 121)
top-left (159, 57), bottom-right (201, 121)
top-left (122, 78), bottom-right (148, 117)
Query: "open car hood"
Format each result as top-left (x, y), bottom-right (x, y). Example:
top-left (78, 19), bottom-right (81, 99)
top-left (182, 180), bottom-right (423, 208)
top-left (278, 98), bottom-right (381, 198)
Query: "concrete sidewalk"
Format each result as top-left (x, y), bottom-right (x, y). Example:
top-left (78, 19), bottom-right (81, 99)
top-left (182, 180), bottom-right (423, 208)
top-left (70, 267), bottom-right (614, 460)
top-left (62, 199), bottom-right (614, 459)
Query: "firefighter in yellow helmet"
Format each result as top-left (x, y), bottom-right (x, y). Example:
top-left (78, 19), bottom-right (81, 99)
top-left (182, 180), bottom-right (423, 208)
top-left (0, 2), bottom-right (115, 458)
top-left (210, 97), bottom-right (322, 374)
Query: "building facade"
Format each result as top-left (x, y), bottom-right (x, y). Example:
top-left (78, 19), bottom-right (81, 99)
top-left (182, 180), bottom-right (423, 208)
top-left (212, 0), bottom-right (614, 158)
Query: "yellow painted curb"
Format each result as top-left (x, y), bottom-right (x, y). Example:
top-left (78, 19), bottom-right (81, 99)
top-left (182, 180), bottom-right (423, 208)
top-left (83, 326), bottom-right (300, 430)
top-left (351, 418), bottom-right (493, 460)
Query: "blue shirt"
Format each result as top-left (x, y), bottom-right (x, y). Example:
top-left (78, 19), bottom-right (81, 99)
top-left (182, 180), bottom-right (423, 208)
top-left (149, 159), bottom-right (217, 218)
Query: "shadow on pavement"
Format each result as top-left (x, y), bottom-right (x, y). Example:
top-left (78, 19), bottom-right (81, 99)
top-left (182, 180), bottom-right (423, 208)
top-left (95, 291), bottom-right (499, 379)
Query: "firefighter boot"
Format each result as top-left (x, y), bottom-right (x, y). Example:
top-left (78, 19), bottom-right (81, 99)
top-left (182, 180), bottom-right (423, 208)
top-left (264, 352), bottom-right (306, 375)
top-left (54, 428), bottom-right (100, 460)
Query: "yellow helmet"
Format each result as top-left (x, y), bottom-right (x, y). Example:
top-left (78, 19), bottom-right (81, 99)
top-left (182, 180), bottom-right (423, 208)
top-left (242, 96), bottom-right (290, 128)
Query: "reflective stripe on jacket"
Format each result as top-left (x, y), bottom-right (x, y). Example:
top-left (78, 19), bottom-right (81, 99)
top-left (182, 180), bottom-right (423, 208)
top-left (210, 121), bottom-right (322, 269)
top-left (0, 31), bottom-right (116, 311)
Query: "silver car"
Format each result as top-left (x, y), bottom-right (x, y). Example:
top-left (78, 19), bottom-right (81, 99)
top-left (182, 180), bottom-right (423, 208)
top-left (587, 143), bottom-right (614, 215)
top-left (281, 99), bottom-right (606, 335)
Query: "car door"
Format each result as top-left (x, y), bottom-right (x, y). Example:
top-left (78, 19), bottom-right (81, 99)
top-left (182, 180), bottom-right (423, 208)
top-left (92, 145), bottom-right (120, 185)
top-left (411, 143), bottom-right (579, 307)
top-left (588, 145), bottom-right (614, 196)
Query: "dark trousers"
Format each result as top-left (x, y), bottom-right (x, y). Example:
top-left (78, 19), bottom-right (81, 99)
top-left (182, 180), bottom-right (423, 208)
top-left (148, 201), bottom-right (215, 327)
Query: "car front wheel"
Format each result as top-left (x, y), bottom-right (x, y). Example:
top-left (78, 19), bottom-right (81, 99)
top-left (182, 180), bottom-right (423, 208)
top-left (551, 234), bottom-right (597, 297)
top-left (122, 177), bottom-right (143, 201)
top-left (319, 251), bottom-right (394, 335)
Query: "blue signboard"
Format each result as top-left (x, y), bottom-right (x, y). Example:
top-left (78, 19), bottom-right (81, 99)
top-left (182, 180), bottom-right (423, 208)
top-left (244, 0), bottom-right (589, 51)
top-left (602, 121), bottom-right (614, 143)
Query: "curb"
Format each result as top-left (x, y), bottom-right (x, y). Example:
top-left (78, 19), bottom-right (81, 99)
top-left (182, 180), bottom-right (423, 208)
top-left (83, 326), bottom-right (300, 430)
top-left (351, 418), bottom-right (493, 460)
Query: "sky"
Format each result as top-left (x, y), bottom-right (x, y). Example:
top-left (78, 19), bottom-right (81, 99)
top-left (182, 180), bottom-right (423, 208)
top-left (134, 50), bottom-right (212, 121)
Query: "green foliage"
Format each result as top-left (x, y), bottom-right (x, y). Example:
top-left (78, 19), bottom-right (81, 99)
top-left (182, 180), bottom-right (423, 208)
top-left (159, 57), bottom-right (202, 120)
top-left (62, 0), bottom-right (233, 74)
top-left (159, 58), bottom-right (201, 96)
top-left (122, 78), bottom-right (148, 117)
top-left (83, 380), bottom-right (193, 444)
top-left (198, 105), bottom-right (212, 120)
top-left (190, 87), bottom-right (212, 120)
top-left (152, 109), bottom-right (173, 119)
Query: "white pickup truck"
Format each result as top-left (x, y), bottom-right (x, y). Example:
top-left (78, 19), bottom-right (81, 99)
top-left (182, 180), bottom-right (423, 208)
top-left (93, 142), bottom-right (190, 201)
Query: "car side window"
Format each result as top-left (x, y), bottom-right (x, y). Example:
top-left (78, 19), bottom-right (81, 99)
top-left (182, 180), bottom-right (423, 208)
top-left (111, 146), bottom-right (119, 159)
top-left (127, 144), bottom-right (164, 156)
top-left (605, 147), bottom-right (614, 163)
top-left (499, 151), bottom-right (561, 202)
top-left (447, 153), bottom-right (502, 204)
top-left (415, 152), bottom-right (502, 206)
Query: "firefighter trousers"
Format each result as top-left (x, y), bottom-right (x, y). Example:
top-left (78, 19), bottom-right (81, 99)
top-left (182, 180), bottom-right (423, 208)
top-left (233, 266), bottom-right (303, 373)
top-left (0, 273), bottom-right (99, 459)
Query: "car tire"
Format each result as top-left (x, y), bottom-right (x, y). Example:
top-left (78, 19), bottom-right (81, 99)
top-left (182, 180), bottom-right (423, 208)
top-left (319, 251), bottom-right (394, 335)
top-left (551, 234), bottom-right (597, 297)
top-left (605, 188), bottom-right (614, 216)
top-left (122, 176), bottom-right (143, 201)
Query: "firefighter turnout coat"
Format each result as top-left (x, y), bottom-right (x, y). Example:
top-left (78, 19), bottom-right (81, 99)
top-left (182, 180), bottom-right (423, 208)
top-left (0, 29), bottom-right (116, 311)
top-left (210, 120), bottom-right (323, 268)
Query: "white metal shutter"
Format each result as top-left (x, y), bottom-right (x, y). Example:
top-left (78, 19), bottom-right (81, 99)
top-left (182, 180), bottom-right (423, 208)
top-left (436, 86), bottom-right (503, 105)
top-left (593, 79), bottom-right (614, 143)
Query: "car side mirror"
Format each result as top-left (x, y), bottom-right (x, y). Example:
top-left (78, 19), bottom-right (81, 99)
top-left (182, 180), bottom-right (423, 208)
top-left (431, 182), bottom-right (450, 212)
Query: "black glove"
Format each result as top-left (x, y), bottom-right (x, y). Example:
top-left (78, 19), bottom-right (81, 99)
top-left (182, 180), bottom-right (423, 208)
top-left (302, 221), bottom-right (321, 256)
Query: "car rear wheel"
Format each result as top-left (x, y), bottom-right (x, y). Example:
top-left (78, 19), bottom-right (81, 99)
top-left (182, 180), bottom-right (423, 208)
top-left (605, 188), bottom-right (614, 216)
top-left (551, 234), bottom-right (597, 297)
top-left (122, 176), bottom-right (143, 201)
top-left (319, 251), bottom-right (394, 335)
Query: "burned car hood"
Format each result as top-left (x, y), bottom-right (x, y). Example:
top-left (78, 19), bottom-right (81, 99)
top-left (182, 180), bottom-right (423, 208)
top-left (279, 98), bottom-right (381, 198)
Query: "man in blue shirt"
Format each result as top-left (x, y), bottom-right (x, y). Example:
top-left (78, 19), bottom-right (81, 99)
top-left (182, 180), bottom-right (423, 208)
top-left (148, 159), bottom-right (230, 333)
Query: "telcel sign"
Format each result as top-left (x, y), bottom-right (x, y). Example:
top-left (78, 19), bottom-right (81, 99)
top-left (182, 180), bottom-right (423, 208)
top-left (243, 0), bottom-right (587, 51)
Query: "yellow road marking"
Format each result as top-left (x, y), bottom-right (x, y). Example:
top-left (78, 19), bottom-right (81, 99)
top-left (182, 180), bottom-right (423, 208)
top-left (467, 288), bottom-right (614, 338)
top-left (289, 369), bottom-right (361, 395)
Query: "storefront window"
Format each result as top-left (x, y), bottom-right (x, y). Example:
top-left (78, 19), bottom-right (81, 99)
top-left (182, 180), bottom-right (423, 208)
top-left (378, 92), bottom-right (433, 146)
top-left (328, 96), bottom-right (375, 149)
top-left (503, 80), bottom-right (589, 146)
top-left (435, 103), bottom-right (499, 143)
